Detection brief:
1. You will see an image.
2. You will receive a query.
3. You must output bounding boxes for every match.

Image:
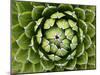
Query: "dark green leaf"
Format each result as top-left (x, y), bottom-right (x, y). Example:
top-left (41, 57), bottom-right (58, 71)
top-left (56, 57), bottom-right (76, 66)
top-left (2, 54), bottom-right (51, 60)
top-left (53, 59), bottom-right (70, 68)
top-left (33, 63), bottom-right (44, 72)
top-left (12, 60), bottom-right (22, 73)
top-left (65, 58), bottom-right (77, 70)
top-left (87, 22), bottom-right (95, 38)
top-left (42, 6), bottom-right (57, 17)
top-left (16, 2), bottom-right (33, 13)
top-left (74, 8), bottom-right (85, 20)
top-left (76, 64), bottom-right (87, 70)
top-left (65, 11), bottom-right (77, 20)
top-left (16, 33), bottom-right (31, 49)
top-left (28, 48), bottom-right (40, 64)
top-left (88, 56), bottom-right (96, 65)
top-left (77, 52), bottom-right (88, 65)
top-left (12, 24), bottom-right (24, 39)
top-left (32, 6), bottom-right (45, 20)
top-left (12, 12), bottom-right (18, 25)
top-left (18, 12), bottom-right (32, 27)
top-left (58, 4), bottom-right (73, 12)
top-left (84, 35), bottom-right (92, 49)
top-left (21, 62), bottom-right (33, 73)
top-left (86, 44), bottom-right (95, 57)
top-left (78, 19), bottom-right (87, 33)
top-left (25, 21), bottom-right (35, 38)
top-left (40, 59), bottom-right (54, 71)
top-left (76, 43), bottom-right (84, 57)
top-left (15, 49), bottom-right (28, 63)
top-left (85, 9), bottom-right (95, 23)
top-left (12, 42), bottom-right (19, 58)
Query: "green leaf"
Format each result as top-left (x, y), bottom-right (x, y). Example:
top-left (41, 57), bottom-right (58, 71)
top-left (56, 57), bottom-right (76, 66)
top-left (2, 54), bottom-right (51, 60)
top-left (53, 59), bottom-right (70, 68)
top-left (78, 19), bottom-right (87, 33)
top-left (87, 6), bottom-right (96, 11)
top-left (78, 28), bottom-right (84, 43)
top-left (87, 65), bottom-right (96, 69)
top-left (30, 37), bottom-right (37, 52)
top-left (84, 35), bottom-right (92, 49)
top-left (12, 60), bottom-right (22, 73)
top-left (85, 9), bottom-right (95, 23)
top-left (36, 29), bottom-right (42, 38)
top-left (45, 27), bottom-right (65, 40)
top-left (42, 38), bottom-right (49, 47)
top-left (71, 36), bottom-right (78, 44)
top-left (32, 6), bottom-right (45, 20)
top-left (60, 39), bottom-right (70, 49)
top-left (42, 6), bottom-right (57, 17)
top-left (51, 12), bottom-right (65, 19)
top-left (56, 48), bottom-right (68, 56)
top-left (12, 12), bottom-right (18, 25)
top-left (50, 43), bottom-right (58, 53)
top-left (16, 2), bottom-right (33, 13)
top-left (42, 38), bottom-right (50, 52)
top-left (65, 28), bottom-right (74, 40)
top-left (39, 51), bottom-right (49, 61)
top-left (76, 43), bottom-right (84, 57)
top-left (76, 64), bottom-right (87, 70)
top-left (30, 2), bottom-right (43, 6)
top-left (87, 22), bottom-right (95, 38)
top-left (33, 63), bottom-right (43, 72)
top-left (12, 24), bottom-right (24, 39)
top-left (79, 5), bottom-right (87, 9)
top-left (21, 62), bottom-right (33, 73)
top-left (55, 58), bottom-right (68, 67)
top-left (43, 45), bottom-right (50, 52)
top-left (12, 0), bottom-right (17, 12)
top-left (88, 56), bottom-right (96, 65)
top-left (15, 49), bottom-right (28, 63)
top-left (40, 59), bottom-right (54, 71)
top-left (18, 12), bottom-right (32, 27)
top-left (28, 48), bottom-right (40, 64)
top-left (24, 21), bottom-right (35, 38)
top-left (34, 18), bottom-right (43, 32)
top-left (92, 36), bottom-right (96, 45)
top-left (16, 33), bottom-right (31, 49)
top-left (68, 19), bottom-right (78, 32)
top-left (74, 8), bottom-right (85, 20)
top-left (77, 52), bottom-right (88, 65)
top-left (86, 44), bottom-right (95, 57)
top-left (65, 58), bottom-right (77, 70)
top-left (12, 42), bottom-right (19, 58)
top-left (36, 29), bottom-right (42, 44)
top-left (57, 19), bottom-right (69, 29)
top-left (48, 54), bottom-right (61, 61)
top-left (58, 4), bottom-right (73, 12)
top-left (65, 11), bottom-right (77, 20)
top-left (44, 18), bottom-right (55, 29)
top-left (66, 50), bottom-right (76, 60)
top-left (70, 35), bottom-right (78, 50)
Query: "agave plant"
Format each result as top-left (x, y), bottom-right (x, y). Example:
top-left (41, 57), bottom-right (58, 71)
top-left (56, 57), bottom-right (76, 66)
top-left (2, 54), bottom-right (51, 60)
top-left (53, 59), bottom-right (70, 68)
top-left (12, 1), bottom-right (96, 73)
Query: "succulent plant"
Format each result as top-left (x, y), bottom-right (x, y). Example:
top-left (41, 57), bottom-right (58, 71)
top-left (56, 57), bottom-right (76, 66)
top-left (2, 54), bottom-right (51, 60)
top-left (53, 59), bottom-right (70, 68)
top-left (12, 1), bottom-right (96, 74)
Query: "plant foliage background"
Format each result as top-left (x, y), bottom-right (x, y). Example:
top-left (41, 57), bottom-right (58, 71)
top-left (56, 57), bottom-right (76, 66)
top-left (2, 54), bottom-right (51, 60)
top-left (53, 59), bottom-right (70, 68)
top-left (11, 0), bottom-right (96, 74)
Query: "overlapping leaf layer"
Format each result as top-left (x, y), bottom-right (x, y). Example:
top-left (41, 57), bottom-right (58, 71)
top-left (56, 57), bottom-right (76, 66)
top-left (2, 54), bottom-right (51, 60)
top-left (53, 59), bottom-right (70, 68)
top-left (12, 1), bottom-right (96, 73)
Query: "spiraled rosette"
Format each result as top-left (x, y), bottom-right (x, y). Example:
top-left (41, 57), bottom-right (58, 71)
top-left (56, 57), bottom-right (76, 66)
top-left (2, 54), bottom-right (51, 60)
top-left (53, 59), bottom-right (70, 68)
top-left (12, 1), bottom-right (96, 73)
